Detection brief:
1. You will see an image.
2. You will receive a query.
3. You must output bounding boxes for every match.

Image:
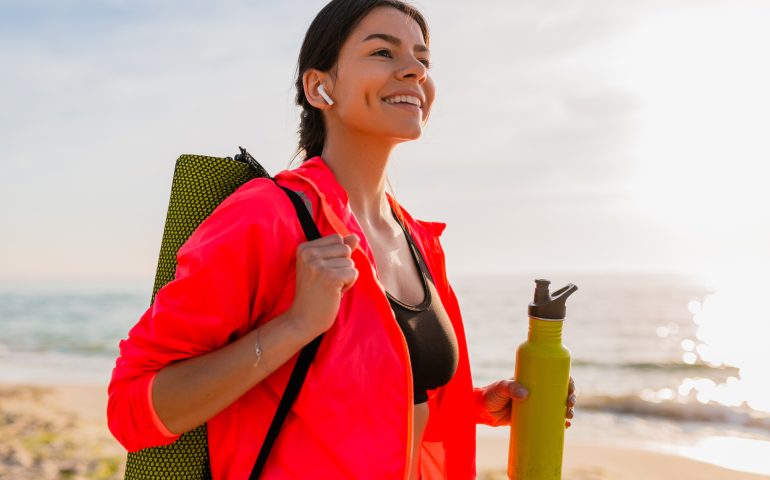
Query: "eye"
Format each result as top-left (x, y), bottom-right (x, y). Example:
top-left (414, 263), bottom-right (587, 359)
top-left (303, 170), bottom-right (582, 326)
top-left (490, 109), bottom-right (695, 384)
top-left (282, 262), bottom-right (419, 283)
top-left (372, 49), bottom-right (432, 69)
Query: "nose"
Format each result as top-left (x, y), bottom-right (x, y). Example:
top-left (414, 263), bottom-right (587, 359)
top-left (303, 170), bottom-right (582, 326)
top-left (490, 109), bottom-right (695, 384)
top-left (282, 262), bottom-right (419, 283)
top-left (397, 55), bottom-right (428, 83)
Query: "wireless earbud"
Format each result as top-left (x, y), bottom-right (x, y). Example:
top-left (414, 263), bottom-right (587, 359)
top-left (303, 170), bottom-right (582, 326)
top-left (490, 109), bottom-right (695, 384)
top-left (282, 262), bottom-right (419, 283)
top-left (318, 84), bottom-right (334, 106)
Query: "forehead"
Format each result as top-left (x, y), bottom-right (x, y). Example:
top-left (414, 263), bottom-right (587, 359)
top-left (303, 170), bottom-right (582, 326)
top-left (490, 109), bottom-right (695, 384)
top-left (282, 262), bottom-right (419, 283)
top-left (347, 6), bottom-right (426, 47)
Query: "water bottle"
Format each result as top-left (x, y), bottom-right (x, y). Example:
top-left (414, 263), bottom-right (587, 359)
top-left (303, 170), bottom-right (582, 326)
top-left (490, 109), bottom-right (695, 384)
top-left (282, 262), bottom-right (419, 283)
top-left (508, 279), bottom-right (578, 479)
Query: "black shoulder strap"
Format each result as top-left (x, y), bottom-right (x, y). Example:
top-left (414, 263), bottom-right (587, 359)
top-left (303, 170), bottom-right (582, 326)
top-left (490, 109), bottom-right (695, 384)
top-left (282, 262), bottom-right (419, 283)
top-left (249, 177), bottom-right (325, 479)
top-left (270, 177), bottom-right (319, 240)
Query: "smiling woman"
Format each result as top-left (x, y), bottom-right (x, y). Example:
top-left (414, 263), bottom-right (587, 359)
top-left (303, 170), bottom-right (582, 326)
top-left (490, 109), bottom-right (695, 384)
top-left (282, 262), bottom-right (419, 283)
top-left (294, 3), bottom-right (436, 160)
top-left (106, 1), bottom-right (575, 479)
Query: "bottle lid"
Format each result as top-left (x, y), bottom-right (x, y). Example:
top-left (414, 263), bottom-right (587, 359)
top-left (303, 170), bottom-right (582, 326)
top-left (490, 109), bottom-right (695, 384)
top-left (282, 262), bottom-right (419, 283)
top-left (528, 279), bottom-right (578, 320)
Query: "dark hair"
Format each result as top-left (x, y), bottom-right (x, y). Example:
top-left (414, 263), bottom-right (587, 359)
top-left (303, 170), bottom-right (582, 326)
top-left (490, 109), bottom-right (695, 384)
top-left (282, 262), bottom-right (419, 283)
top-left (289, 0), bottom-right (430, 166)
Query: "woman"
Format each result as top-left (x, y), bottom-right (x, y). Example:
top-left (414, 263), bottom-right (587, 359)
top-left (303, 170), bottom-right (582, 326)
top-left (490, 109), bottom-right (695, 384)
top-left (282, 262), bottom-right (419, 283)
top-left (108, 1), bottom-right (577, 478)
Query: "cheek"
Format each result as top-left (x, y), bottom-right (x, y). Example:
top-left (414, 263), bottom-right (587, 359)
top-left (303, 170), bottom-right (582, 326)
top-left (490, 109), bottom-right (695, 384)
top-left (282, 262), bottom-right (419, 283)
top-left (424, 82), bottom-right (436, 120)
top-left (344, 81), bottom-right (381, 111)
top-left (424, 79), bottom-right (436, 111)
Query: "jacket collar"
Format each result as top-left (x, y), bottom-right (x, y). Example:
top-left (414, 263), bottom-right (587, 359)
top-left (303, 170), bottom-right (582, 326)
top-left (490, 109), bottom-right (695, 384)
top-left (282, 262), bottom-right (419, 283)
top-left (285, 155), bottom-right (350, 216)
top-left (280, 155), bottom-right (446, 241)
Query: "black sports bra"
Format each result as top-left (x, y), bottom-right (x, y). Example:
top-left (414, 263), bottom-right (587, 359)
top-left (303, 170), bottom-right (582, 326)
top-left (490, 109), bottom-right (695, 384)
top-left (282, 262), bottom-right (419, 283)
top-left (385, 207), bottom-right (459, 404)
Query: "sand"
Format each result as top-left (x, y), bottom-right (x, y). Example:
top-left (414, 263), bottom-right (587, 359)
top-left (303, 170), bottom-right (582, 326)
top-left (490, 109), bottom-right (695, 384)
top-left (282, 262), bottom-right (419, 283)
top-left (477, 436), bottom-right (770, 480)
top-left (1, 383), bottom-right (767, 479)
top-left (0, 383), bottom-right (125, 479)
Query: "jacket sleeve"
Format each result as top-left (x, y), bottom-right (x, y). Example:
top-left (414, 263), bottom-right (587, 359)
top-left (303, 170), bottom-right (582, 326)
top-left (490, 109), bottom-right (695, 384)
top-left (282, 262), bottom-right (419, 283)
top-left (473, 385), bottom-right (498, 426)
top-left (424, 222), bottom-right (498, 427)
top-left (107, 180), bottom-right (294, 452)
top-left (444, 281), bottom-right (498, 427)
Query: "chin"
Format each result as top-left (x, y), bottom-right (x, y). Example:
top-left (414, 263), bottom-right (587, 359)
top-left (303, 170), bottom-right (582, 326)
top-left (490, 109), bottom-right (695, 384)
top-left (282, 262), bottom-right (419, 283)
top-left (405, 130), bottom-right (423, 141)
top-left (389, 123), bottom-right (424, 141)
top-left (391, 130), bottom-right (422, 143)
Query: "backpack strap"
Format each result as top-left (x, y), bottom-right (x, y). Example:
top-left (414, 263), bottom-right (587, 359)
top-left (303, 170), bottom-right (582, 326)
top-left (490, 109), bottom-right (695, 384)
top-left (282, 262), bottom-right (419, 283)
top-left (249, 177), bottom-right (325, 479)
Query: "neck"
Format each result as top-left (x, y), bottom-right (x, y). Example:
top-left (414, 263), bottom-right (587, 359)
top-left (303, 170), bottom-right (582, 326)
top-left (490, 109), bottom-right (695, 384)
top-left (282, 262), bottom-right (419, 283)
top-left (320, 127), bottom-right (397, 229)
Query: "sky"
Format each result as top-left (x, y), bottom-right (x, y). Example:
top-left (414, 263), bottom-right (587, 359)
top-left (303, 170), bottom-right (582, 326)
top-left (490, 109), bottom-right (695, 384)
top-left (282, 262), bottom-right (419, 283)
top-left (1, 0), bottom-right (769, 289)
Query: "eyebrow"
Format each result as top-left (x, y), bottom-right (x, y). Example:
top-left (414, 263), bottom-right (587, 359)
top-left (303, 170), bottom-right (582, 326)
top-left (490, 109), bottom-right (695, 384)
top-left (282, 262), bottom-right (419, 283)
top-left (362, 33), bottom-right (429, 53)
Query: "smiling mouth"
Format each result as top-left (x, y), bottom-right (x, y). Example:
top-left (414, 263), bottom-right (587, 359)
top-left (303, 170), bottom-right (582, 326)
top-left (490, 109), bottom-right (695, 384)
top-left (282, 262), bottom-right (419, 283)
top-left (382, 99), bottom-right (422, 113)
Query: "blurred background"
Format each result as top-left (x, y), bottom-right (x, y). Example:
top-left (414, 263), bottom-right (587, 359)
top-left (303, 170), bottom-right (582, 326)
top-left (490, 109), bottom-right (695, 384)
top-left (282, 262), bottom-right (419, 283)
top-left (1, 0), bottom-right (768, 478)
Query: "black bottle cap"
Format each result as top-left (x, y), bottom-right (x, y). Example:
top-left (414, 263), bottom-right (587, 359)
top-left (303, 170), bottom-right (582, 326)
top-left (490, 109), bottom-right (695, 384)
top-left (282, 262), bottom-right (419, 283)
top-left (528, 279), bottom-right (578, 320)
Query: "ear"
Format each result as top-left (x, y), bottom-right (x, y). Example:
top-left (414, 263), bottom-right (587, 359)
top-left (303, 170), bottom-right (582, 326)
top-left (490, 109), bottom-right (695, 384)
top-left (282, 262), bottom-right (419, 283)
top-left (303, 69), bottom-right (333, 110)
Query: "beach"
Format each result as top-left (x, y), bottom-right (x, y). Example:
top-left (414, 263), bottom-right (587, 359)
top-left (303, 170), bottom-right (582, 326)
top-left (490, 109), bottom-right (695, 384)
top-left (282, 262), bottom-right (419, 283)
top-left (0, 383), bottom-right (125, 479)
top-left (2, 273), bottom-right (770, 478)
top-left (2, 382), bottom-right (767, 480)
top-left (478, 435), bottom-right (770, 480)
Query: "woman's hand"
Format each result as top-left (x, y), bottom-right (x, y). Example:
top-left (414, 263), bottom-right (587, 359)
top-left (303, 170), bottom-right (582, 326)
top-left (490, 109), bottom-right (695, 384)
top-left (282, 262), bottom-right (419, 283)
top-left (288, 233), bottom-right (360, 339)
top-left (478, 376), bottom-right (576, 428)
top-left (566, 376), bottom-right (576, 427)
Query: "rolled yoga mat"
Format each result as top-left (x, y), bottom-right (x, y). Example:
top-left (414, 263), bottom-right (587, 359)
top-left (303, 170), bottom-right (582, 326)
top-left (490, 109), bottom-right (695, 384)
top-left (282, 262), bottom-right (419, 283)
top-left (125, 150), bottom-right (269, 480)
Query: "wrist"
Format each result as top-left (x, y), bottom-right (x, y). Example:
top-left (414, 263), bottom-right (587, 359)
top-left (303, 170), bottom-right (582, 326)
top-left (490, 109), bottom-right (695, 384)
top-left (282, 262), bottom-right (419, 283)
top-left (282, 309), bottom-right (317, 346)
top-left (473, 386), bottom-right (496, 426)
top-left (252, 326), bottom-right (271, 372)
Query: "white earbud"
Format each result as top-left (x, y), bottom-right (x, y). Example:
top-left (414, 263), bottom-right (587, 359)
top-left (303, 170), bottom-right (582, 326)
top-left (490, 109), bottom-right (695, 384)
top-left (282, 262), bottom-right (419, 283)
top-left (318, 84), bottom-right (334, 106)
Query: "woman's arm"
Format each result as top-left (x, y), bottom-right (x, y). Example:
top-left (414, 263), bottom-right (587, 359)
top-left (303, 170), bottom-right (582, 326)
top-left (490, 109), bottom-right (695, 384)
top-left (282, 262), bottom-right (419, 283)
top-left (108, 180), bottom-right (359, 452)
top-left (107, 181), bottom-right (299, 452)
top-left (473, 386), bottom-right (499, 426)
top-left (151, 309), bottom-right (315, 436)
top-left (151, 228), bottom-right (360, 435)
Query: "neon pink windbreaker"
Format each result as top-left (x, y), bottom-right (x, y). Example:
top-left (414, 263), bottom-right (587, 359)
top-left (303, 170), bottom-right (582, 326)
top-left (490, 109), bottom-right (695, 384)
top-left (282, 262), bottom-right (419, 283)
top-left (107, 156), bottom-right (495, 479)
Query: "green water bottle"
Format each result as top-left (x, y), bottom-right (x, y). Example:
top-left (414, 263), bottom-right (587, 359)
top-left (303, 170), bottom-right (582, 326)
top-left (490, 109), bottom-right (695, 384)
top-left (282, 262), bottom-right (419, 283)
top-left (508, 279), bottom-right (578, 479)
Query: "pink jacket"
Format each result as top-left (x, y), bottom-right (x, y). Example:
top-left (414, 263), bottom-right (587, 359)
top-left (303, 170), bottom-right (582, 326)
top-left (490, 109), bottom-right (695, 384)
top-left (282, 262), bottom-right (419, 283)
top-left (107, 155), bottom-right (495, 479)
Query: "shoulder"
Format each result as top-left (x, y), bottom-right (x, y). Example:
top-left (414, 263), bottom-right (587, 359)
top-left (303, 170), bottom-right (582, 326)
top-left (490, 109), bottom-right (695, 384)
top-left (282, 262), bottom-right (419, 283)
top-left (225, 176), bottom-right (316, 220)
top-left (179, 177), bottom-right (305, 257)
top-left (201, 177), bottom-right (299, 229)
top-left (219, 177), bottom-right (293, 216)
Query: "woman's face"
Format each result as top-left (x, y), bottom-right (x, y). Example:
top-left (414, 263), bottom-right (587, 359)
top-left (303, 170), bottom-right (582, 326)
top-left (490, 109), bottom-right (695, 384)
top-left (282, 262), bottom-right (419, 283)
top-left (315, 7), bottom-right (435, 142)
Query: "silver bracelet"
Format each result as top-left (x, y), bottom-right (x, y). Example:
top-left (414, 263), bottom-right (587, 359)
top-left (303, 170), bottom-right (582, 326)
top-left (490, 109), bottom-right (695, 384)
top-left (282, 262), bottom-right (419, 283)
top-left (254, 327), bottom-right (265, 369)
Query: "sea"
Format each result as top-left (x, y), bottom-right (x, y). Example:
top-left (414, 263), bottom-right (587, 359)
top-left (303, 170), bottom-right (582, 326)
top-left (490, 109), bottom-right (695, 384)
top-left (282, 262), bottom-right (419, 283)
top-left (1, 271), bottom-right (769, 475)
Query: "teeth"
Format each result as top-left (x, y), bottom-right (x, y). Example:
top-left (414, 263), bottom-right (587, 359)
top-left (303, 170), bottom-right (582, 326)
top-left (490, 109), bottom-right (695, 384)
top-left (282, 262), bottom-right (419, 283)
top-left (384, 95), bottom-right (422, 107)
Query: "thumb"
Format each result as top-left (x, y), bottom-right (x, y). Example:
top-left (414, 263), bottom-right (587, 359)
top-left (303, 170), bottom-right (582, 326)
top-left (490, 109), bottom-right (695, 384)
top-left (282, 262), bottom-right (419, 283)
top-left (499, 379), bottom-right (528, 400)
top-left (344, 233), bottom-right (360, 251)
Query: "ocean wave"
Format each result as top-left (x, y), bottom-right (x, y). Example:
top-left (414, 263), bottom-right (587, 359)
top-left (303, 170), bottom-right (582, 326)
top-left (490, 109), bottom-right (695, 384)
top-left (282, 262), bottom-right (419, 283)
top-left (578, 393), bottom-right (770, 430)
top-left (571, 359), bottom-right (739, 374)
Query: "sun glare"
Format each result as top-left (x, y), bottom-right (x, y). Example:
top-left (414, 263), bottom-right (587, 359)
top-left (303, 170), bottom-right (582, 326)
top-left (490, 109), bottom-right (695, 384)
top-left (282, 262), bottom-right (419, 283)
top-left (675, 266), bottom-right (770, 416)
top-left (663, 436), bottom-right (770, 476)
top-left (611, 5), bottom-right (770, 233)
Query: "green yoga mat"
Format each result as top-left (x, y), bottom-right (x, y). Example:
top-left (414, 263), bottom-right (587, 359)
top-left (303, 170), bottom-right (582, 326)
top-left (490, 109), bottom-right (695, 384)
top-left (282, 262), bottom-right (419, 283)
top-left (125, 150), bottom-right (269, 480)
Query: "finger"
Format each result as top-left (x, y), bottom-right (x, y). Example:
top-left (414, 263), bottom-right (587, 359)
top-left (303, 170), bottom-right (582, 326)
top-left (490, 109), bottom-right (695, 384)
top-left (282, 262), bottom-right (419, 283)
top-left (338, 268), bottom-right (359, 294)
top-left (315, 243), bottom-right (355, 258)
top-left (504, 380), bottom-right (528, 400)
top-left (566, 407), bottom-right (574, 419)
top-left (344, 233), bottom-right (360, 247)
top-left (566, 394), bottom-right (577, 407)
top-left (498, 410), bottom-right (512, 427)
top-left (566, 420), bottom-right (571, 428)
top-left (315, 233), bottom-right (344, 245)
top-left (324, 257), bottom-right (356, 269)
top-left (568, 377), bottom-right (575, 394)
top-left (299, 234), bottom-right (343, 252)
